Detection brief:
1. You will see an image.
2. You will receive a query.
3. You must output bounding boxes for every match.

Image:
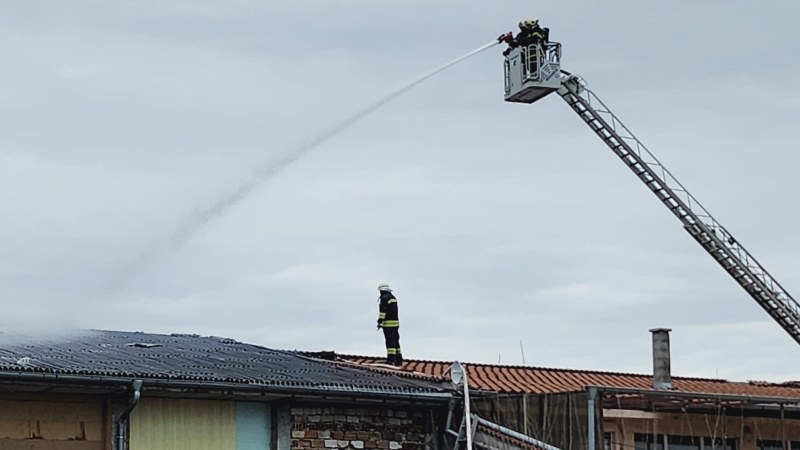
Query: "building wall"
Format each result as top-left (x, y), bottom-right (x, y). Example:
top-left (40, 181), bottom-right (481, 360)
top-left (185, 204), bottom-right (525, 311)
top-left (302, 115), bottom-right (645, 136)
top-left (289, 406), bottom-right (433, 450)
top-left (0, 391), bottom-right (104, 450)
top-left (603, 411), bottom-right (800, 450)
top-left (130, 398), bottom-right (274, 450)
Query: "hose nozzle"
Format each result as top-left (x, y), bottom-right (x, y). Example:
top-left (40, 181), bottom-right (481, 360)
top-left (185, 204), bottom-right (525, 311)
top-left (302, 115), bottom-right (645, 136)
top-left (497, 32), bottom-right (513, 44)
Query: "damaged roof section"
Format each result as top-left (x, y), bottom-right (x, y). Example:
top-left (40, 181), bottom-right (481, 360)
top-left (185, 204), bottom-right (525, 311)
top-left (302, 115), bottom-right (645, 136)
top-left (0, 330), bottom-right (450, 397)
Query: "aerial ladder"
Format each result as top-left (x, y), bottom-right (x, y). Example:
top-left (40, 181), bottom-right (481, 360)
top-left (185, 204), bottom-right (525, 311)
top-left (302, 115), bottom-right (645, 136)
top-left (501, 39), bottom-right (800, 344)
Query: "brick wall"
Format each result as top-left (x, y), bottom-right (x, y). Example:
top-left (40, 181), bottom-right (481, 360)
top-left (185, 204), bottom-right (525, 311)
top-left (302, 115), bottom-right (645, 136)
top-left (290, 407), bottom-right (430, 450)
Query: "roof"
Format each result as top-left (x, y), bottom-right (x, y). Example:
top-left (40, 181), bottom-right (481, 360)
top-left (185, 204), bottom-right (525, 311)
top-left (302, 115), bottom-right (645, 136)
top-left (338, 355), bottom-right (800, 399)
top-left (0, 330), bottom-right (450, 398)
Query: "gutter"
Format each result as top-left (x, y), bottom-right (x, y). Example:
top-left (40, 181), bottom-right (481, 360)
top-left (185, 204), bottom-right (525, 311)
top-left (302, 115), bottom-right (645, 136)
top-left (584, 384), bottom-right (800, 405)
top-left (0, 370), bottom-right (454, 402)
top-left (115, 380), bottom-right (142, 450)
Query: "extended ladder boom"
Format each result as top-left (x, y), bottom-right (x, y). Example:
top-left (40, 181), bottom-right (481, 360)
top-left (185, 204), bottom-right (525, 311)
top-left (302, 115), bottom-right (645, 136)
top-left (557, 74), bottom-right (800, 344)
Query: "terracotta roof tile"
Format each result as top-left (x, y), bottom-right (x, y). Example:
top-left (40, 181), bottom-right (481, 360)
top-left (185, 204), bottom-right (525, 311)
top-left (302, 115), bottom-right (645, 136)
top-left (339, 355), bottom-right (800, 399)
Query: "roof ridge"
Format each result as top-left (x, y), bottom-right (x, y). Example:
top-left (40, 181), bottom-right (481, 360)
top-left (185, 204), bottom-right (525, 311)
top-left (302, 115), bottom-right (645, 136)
top-left (332, 353), bottom-right (732, 383)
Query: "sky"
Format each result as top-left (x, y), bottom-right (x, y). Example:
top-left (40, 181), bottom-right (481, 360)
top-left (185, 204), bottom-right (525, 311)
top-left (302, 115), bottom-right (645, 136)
top-left (1, 1), bottom-right (800, 382)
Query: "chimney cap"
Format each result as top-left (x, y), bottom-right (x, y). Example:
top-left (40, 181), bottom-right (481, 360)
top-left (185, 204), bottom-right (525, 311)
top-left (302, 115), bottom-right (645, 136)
top-left (649, 328), bottom-right (672, 333)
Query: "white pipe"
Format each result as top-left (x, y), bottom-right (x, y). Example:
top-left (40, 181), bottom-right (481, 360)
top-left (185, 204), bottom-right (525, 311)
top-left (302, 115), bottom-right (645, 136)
top-left (587, 388), bottom-right (597, 450)
top-left (464, 365), bottom-right (473, 450)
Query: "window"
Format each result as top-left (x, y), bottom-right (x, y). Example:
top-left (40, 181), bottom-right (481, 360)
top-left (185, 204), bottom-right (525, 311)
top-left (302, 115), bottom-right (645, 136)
top-left (635, 434), bottom-right (737, 450)
top-left (704, 437), bottom-right (736, 450)
top-left (669, 435), bottom-right (701, 450)
top-left (757, 440), bottom-right (800, 450)
top-left (605, 432), bottom-right (615, 450)
top-left (758, 440), bottom-right (782, 450)
top-left (635, 433), bottom-right (665, 450)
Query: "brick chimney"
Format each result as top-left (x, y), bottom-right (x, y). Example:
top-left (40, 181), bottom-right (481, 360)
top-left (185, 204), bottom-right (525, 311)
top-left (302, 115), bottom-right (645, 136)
top-left (649, 328), bottom-right (673, 389)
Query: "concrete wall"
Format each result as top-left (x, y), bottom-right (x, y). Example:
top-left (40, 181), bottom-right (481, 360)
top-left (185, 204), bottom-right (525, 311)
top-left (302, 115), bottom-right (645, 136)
top-left (289, 406), bottom-right (433, 450)
top-left (0, 392), bottom-right (104, 450)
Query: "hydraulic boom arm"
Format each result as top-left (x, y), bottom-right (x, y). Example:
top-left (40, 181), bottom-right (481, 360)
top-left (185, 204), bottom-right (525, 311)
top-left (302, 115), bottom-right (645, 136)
top-left (557, 73), bottom-right (800, 344)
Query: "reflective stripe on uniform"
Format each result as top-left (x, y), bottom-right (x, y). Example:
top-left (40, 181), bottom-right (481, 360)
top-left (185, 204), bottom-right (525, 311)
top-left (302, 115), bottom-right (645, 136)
top-left (388, 299), bottom-right (397, 304)
top-left (382, 320), bottom-right (399, 327)
top-left (378, 313), bottom-right (386, 319)
top-left (386, 348), bottom-right (397, 355)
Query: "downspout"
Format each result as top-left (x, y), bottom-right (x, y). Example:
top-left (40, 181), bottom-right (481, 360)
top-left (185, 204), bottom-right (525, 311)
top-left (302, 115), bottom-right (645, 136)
top-left (115, 379), bottom-right (143, 450)
top-left (587, 387), bottom-right (597, 450)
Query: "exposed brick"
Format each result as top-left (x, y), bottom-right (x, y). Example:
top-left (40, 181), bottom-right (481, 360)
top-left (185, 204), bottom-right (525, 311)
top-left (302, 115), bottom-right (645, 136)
top-left (390, 442), bottom-right (402, 450)
top-left (357, 432), bottom-right (372, 440)
top-left (319, 431), bottom-right (332, 439)
top-left (338, 441), bottom-right (350, 448)
top-left (407, 433), bottom-right (420, 442)
top-left (325, 440), bottom-right (339, 448)
top-left (378, 441), bottom-right (390, 449)
top-left (411, 412), bottom-right (424, 419)
top-left (301, 441), bottom-right (312, 447)
top-left (387, 418), bottom-right (401, 426)
top-left (309, 416), bottom-right (321, 423)
top-left (395, 411), bottom-right (407, 418)
top-left (307, 431), bottom-right (319, 439)
top-left (365, 441), bottom-right (378, 448)
top-left (352, 441), bottom-right (365, 449)
top-left (333, 432), bottom-right (344, 440)
top-left (293, 431), bottom-right (307, 438)
top-left (346, 416), bottom-right (360, 423)
top-left (344, 432), bottom-right (358, 440)
top-left (312, 440), bottom-right (325, 448)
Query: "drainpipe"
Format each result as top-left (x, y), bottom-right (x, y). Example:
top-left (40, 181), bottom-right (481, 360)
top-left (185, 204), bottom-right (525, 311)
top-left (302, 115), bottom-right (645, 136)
top-left (115, 379), bottom-right (143, 450)
top-left (587, 387), bottom-right (597, 450)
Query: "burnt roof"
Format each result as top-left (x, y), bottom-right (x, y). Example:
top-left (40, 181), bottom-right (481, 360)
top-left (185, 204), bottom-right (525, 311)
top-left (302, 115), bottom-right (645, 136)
top-left (0, 330), bottom-right (450, 398)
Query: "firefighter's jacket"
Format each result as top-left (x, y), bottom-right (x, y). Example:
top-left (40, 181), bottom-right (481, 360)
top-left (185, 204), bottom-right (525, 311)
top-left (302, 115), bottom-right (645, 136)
top-left (514, 26), bottom-right (548, 48)
top-left (377, 292), bottom-right (399, 328)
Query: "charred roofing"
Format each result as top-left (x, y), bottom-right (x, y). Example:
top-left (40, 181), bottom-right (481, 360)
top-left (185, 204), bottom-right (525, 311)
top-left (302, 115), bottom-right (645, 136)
top-left (0, 330), bottom-right (451, 399)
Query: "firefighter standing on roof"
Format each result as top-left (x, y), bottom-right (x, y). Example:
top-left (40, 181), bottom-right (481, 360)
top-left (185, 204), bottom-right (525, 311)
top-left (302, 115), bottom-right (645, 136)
top-left (377, 283), bottom-right (403, 366)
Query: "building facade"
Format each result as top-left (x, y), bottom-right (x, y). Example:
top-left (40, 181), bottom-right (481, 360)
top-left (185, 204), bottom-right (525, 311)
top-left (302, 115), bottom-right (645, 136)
top-left (0, 330), bottom-right (453, 450)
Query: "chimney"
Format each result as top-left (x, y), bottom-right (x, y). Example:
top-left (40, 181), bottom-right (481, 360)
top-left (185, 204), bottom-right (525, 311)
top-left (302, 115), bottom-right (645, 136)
top-left (649, 328), bottom-right (672, 389)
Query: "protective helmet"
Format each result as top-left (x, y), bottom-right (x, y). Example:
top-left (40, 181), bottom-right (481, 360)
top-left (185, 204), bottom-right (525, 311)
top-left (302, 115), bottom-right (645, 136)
top-left (519, 19), bottom-right (538, 29)
top-left (378, 283), bottom-right (392, 292)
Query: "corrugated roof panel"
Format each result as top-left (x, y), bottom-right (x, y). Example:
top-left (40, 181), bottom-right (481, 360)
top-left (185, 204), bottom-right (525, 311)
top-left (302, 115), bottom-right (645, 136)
top-left (0, 330), bottom-right (448, 396)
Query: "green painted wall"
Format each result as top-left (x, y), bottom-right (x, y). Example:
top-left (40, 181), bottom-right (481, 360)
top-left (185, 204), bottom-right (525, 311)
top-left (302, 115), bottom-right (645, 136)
top-left (236, 402), bottom-right (270, 450)
top-left (130, 398), bottom-right (236, 450)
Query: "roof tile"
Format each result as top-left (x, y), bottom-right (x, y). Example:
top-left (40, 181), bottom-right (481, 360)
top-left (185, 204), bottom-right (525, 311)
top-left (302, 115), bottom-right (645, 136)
top-left (340, 355), bottom-right (800, 398)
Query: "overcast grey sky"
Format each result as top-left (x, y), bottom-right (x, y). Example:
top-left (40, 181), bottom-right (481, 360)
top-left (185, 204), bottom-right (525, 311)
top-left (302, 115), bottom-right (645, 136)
top-left (2, 1), bottom-right (800, 381)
